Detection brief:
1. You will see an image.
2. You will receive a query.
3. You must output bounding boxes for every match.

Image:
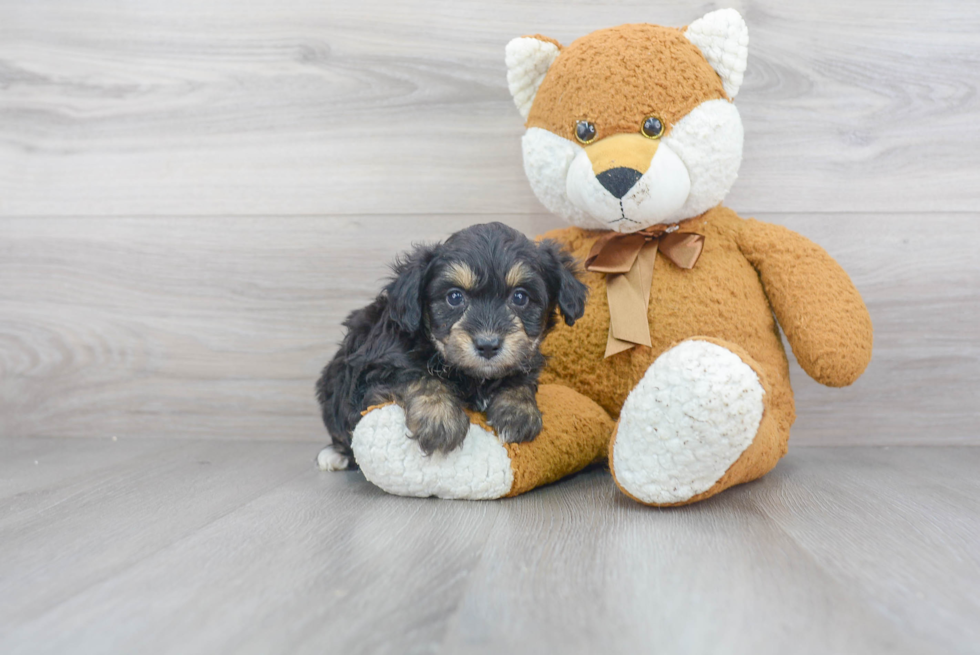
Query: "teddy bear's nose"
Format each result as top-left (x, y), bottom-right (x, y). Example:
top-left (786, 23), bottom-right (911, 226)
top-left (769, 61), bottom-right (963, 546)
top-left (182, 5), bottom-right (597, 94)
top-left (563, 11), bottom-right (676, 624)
top-left (596, 167), bottom-right (643, 199)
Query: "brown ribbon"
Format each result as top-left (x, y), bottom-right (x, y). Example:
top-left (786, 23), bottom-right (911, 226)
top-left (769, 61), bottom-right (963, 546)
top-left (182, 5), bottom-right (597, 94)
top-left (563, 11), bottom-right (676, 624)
top-left (585, 222), bottom-right (705, 357)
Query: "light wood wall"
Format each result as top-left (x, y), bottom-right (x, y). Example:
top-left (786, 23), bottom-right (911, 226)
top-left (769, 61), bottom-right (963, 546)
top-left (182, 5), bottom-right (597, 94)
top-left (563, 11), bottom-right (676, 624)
top-left (1, 1), bottom-right (978, 445)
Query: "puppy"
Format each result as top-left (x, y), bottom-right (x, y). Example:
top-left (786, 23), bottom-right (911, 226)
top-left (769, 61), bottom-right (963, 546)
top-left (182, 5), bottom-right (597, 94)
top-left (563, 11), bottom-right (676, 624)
top-left (315, 222), bottom-right (588, 470)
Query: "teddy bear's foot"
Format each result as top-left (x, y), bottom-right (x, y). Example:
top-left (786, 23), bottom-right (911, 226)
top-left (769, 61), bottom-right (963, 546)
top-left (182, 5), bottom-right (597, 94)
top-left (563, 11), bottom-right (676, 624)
top-left (351, 404), bottom-right (514, 499)
top-left (610, 339), bottom-right (776, 506)
top-left (350, 384), bottom-right (614, 500)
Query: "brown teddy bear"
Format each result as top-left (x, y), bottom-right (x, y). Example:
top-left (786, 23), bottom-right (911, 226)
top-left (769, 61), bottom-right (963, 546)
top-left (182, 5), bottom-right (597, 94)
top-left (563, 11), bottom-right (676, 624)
top-left (344, 9), bottom-right (873, 506)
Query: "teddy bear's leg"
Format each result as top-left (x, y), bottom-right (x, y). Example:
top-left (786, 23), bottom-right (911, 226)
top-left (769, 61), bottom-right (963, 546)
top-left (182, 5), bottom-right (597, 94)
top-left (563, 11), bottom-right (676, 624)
top-left (350, 384), bottom-right (614, 500)
top-left (502, 384), bottom-right (614, 496)
top-left (609, 338), bottom-right (788, 506)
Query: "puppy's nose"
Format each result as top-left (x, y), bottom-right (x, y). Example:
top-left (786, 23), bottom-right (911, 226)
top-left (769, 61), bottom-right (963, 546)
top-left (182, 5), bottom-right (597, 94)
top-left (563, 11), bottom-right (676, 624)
top-left (596, 167), bottom-right (643, 199)
top-left (474, 335), bottom-right (502, 359)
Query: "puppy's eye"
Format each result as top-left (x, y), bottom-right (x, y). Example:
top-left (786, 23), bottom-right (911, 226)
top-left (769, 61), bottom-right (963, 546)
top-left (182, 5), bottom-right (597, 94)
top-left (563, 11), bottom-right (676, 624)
top-left (511, 289), bottom-right (529, 307)
top-left (641, 116), bottom-right (664, 139)
top-left (446, 289), bottom-right (465, 307)
top-left (575, 120), bottom-right (597, 144)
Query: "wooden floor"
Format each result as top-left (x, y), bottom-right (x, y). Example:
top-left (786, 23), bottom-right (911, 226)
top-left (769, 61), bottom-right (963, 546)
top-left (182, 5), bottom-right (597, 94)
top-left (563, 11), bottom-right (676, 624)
top-left (1, 438), bottom-right (978, 655)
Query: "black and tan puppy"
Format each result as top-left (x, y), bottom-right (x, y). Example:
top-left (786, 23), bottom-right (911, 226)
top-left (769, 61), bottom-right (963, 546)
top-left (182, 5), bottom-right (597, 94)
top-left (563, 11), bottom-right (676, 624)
top-left (315, 222), bottom-right (587, 470)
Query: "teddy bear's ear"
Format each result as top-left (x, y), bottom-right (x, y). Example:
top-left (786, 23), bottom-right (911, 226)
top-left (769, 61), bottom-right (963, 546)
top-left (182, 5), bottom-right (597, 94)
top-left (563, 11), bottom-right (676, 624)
top-left (684, 8), bottom-right (749, 99)
top-left (505, 35), bottom-right (562, 119)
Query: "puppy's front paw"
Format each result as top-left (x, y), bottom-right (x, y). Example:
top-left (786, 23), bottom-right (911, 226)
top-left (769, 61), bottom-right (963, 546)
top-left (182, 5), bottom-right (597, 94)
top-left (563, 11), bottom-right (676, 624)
top-left (405, 393), bottom-right (470, 455)
top-left (487, 386), bottom-right (543, 444)
top-left (316, 444), bottom-right (351, 471)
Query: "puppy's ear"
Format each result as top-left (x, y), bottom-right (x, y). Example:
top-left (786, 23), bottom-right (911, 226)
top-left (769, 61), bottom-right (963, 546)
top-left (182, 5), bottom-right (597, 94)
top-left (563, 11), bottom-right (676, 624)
top-left (538, 240), bottom-right (588, 326)
top-left (386, 243), bottom-right (436, 333)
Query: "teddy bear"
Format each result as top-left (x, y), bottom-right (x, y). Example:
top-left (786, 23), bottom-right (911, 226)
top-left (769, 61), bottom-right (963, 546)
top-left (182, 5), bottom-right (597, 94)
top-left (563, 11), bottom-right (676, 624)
top-left (345, 8), bottom-right (873, 506)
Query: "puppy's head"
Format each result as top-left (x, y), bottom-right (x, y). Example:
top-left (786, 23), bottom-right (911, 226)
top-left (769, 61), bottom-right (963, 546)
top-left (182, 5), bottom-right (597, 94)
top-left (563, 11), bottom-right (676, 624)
top-left (386, 222), bottom-right (587, 379)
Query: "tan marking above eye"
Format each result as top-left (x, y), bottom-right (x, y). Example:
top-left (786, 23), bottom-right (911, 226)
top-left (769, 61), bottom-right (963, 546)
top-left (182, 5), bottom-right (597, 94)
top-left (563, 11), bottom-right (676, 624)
top-left (506, 262), bottom-right (532, 288)
top-left (444, 262), bottom-right (477, 290)
top-left (585, 133), bottom-right (660, 176)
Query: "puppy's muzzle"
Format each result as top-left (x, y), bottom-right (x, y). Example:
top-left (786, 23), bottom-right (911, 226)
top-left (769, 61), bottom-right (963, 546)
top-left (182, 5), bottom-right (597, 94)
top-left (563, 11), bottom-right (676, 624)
top-left (473, 334), bottom-right (502, 360)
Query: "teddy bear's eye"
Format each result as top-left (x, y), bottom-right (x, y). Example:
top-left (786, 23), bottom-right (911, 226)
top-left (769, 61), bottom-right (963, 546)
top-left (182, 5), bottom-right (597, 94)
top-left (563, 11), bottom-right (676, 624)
top-left (641, 116), bottom-right (665, 139)
top-left (575, 120), bottom-right (597, 144)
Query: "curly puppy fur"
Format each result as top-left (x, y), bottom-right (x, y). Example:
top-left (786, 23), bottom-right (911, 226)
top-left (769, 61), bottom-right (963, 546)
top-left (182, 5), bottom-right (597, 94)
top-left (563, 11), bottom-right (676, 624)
top-left (316, 222), bottom-right (588, 468)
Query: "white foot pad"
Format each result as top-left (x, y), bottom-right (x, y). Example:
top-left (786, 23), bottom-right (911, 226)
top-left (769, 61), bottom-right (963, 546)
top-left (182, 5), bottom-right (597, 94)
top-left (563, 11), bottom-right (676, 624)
top-left (612, 340), bottom-right (765, 504)
top-left (316, 445), bottom-right (350, 471)
top-left (351, 404), bottom-right (514, 500)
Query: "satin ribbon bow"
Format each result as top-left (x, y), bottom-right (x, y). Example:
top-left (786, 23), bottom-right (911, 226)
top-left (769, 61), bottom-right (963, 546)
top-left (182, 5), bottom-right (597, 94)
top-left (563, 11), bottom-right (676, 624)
top-left (585, 223), bottom-right (705, 357)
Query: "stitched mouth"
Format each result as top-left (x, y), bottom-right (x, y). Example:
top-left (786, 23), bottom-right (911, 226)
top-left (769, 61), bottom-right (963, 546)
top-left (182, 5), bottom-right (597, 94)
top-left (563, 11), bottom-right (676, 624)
top-left (609, 199), bottom-right (641, 225)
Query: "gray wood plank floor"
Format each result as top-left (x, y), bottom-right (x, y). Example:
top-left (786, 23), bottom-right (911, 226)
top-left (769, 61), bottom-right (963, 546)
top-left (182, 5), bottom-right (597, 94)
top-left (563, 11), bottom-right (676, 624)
top-left (1, 438), bottom-right (977, 655)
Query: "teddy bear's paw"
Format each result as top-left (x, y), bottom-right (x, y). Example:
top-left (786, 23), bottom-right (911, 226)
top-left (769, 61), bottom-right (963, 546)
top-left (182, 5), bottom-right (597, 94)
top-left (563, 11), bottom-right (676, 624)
top-left (351, 404), bottom-right (514, 500)
top-left (611, 340), bottom-right (765, 505)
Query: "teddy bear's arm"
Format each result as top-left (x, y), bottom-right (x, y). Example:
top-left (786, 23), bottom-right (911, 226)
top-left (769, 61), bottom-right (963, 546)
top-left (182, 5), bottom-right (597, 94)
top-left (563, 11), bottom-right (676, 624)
top-left (736, 219), bottom-right (873, 387)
